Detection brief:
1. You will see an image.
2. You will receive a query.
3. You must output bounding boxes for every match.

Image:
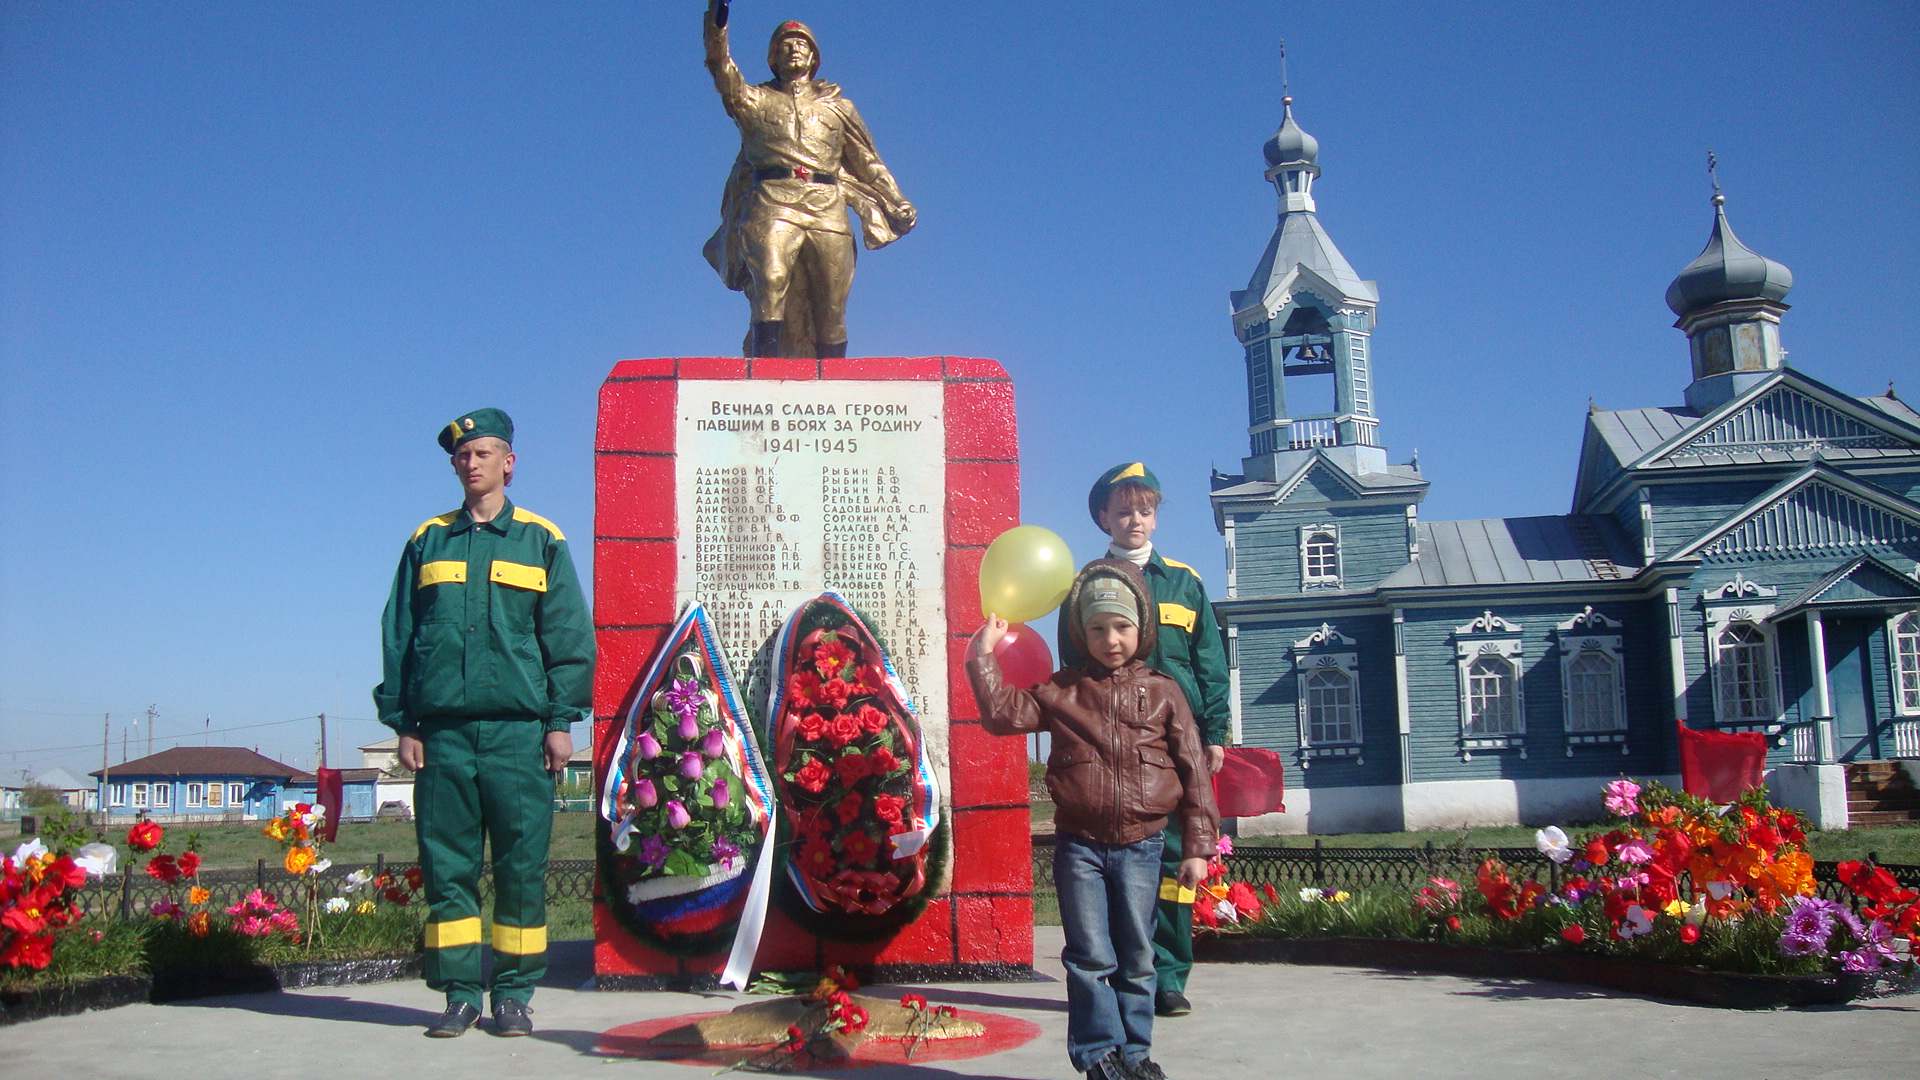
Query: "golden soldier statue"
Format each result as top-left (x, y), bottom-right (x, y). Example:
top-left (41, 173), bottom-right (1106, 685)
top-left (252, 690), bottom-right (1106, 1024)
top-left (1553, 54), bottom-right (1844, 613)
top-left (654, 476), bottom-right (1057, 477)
top-left (702, 0), bottom-right (917, 359)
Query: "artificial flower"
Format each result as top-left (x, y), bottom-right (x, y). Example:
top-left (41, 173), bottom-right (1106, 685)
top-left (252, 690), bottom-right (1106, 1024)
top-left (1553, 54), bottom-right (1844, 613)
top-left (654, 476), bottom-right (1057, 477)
top-left (1582, 838), bottom-right (1611, 866)
top-left (1561, 923), bottom-right (1587, 944)
top-left (264, 818), bottom-right (288, 842)
top-left (637, 834), bottom-right (670, 871)
top-left (632, 777), bottom-right (658, 809)
top-left (176, 851), bottom-right (202, 878)
top-left (1299, 886), bottom-right (1321, 903)
top-left (666, 800), bottom-right (692, 829)
top-left (679, 751), bottom-right (705, 779)
top-left (284, 846), bottom-right (316, 875)
top-left (842, 830), bottom-right (879, 865)
top-left (126, 821), bottom-right (163, 853)
top-left (188, 886), bottom-right (211, 906)
top-left (872, 793), bottom-right (906, 825)
top-left (1602, 779), bottom-right (1642, 817)
top-left (1445, 916), bottom-right (1462, 932)
top-left (1534, 826), bottom-right (1574, 864)
top-left (1617, 904), bottom-right (1654, 938)
top-left (827, 714), bottom-right (861, 749)
top-left (710, 835), bottom-right (741, 871)
top-left (636, 731), bottom-right (662, 760)
top-left (794, 758), bottom-right (831, 794)
top-left (188, 911), bottom-right (211, 937)
top-left (711, 776), bottom-right (731, 809)
top-left (1680, 924), bottom-right (1701, 944)
top-left (354, 900), bottom-right (376, 915)
top-left (325, 897), bottom-right (349, 914)
top-left (796, 712), bottom-right (830, 742)
top-left (1216, 836), bottom-right (1235, 857)
top-left (73, 843), bottom-right (117, 878)
top-left (866, 746), bottom-right (900, 773)
top-left (150, 900), bottom-right (182, 919)
top-left (835, 753), bottom-right (871, 785)
top-left (146, 854), bottom-right (181, 883)
top-left (665, 677), bottom-right (704, 725)
top-left (700, 729), bottom-right (727, 759)
top-left (1616, 838), bottom-right (1654, 866)
top-left (835, 790), bottom-right (865, 826)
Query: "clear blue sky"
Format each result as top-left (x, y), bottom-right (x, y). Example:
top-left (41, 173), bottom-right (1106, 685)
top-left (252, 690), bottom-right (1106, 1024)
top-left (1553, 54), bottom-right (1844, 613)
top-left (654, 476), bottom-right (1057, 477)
top-left (3, 1), bottom-right (1915, 782)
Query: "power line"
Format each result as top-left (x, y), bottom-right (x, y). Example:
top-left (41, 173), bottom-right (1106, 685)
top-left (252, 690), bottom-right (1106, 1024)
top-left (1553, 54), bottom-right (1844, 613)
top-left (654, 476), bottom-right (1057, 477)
top-left (0, 714), bottom-right (322, 758)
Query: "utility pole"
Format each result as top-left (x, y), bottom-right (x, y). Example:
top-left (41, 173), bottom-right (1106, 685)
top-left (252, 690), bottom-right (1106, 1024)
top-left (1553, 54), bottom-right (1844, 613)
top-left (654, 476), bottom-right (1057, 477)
top-left (317, 713), bottom-right (329, 771)
top-left (145, 704), bottom-right (157, 757)
top-left (100, 713), bottom-right (111, 818)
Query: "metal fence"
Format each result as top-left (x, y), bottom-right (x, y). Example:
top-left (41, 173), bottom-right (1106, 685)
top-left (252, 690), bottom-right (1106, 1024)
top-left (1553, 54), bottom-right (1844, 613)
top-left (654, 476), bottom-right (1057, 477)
top-left (1030, 836), bottom-right (1920, 908)
top-left (74, 858), bottom-right (598, 920)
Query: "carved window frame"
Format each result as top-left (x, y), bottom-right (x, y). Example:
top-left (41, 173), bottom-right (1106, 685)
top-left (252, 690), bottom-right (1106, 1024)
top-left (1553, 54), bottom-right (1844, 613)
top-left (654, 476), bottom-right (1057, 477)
top-left (1292, 623), bottom-right (1362, 764)
top-left (1556, 607), bottom-right (1628, 748)
top-left (1454, 611), bottom-right (1525, 756)
top-left (1702, 575), bottom-right (1782, 728)
top-left (1886, 611), bottom-right (1920, 717)
top-left (187, 782), bottom-right (205, 808)
top-left (1299, 523), bottom-right (1341, 588)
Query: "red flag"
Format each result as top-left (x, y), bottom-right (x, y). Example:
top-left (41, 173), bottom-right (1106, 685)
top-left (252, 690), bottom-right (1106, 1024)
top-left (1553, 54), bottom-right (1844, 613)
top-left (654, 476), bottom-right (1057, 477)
top-left (316, 767), bottom-right (344, 843)
top-left (1211, 747), bottom-right (1286, 818)
top-left (1676, 721), bottom-right (1766, 803)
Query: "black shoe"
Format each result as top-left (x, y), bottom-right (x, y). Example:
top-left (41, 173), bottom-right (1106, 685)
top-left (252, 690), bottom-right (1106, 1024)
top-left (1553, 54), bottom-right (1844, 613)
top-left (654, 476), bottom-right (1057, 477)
top-left (1129, 1059), bottom-right (1169, 1080)
top-left (1086, 1050), bottom-right (1131, 1080)
top-left (491, 998), bottom-right (533, 1037)
top-left (1154, 989), bottom-right (1191, 1017)
top-left (425, 1002), bottom-right (480, 1038)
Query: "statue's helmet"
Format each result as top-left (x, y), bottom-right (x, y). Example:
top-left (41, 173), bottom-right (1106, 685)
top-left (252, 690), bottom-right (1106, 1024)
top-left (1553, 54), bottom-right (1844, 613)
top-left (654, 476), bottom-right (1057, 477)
top-left (767, 20), bottom-right (820, 79)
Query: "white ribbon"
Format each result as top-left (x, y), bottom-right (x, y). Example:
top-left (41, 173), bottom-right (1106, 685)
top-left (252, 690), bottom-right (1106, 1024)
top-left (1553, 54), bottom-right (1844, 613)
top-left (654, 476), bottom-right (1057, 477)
top-left (720, 825), bottom-right (778, 990)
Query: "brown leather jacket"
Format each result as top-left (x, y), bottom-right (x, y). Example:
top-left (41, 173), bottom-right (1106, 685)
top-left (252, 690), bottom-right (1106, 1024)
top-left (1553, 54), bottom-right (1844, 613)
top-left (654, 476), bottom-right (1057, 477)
top-left (967, 559), bottom-right (1219, 860)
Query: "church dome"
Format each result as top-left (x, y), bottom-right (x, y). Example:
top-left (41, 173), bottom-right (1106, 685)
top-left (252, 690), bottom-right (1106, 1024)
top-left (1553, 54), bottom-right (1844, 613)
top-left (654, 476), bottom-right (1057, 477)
top-left (1665, 196), bottom-right (1793, 317)
top-left (1263, 98), bottom-right (1320, 168)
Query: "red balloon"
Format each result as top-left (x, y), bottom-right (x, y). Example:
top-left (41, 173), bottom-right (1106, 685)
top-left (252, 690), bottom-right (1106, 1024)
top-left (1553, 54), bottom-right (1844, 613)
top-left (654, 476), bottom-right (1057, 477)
top-left (981, 622), bottom-right (1054, 690)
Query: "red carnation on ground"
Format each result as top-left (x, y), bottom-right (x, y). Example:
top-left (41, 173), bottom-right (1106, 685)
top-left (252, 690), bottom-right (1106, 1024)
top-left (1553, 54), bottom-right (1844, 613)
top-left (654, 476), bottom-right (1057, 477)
top-left (127, 821), bottom-right (163, 853)
top-left (794, 758), bottom-right (831, 794)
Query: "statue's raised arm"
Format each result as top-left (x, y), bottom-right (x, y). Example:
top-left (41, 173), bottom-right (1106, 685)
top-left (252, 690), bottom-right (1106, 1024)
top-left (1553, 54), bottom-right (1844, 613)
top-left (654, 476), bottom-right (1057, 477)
top-left (698, 2), bottom-right (916, 360)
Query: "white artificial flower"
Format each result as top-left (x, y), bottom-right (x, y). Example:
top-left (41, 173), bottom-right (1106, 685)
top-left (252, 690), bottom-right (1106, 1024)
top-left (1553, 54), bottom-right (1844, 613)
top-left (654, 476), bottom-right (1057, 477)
top-left (1620, 904), bottom-right (1654, 937)
top-left (1706, 880), bottom-right (1733, 901)
top-left (342, 868), bottom-right (373, 893)
top-left (1215, 898), bottom-right (1240, 924)
top-left (310, 858), bottom-right (332, 875)
top-left (74, 843), bottom-right (118, 877)
top-left (1298, 886), bottom-right (1321, 903)
top-left (1534, 826), bottom-right (1574, 864)
top-left (324, 897), bottom-right (349, 914)
top-left (11, 838), bottom-right (48, 865)
top-left (1685, 899), bottom-right (1706, 927)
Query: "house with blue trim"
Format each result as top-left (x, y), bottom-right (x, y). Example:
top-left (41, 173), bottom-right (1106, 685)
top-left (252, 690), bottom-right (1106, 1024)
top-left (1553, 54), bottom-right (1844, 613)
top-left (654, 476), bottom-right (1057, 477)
top-left (90, 746), bottom-right (301, 822)
top-left (1208, 97), bottom-right (1920, 834)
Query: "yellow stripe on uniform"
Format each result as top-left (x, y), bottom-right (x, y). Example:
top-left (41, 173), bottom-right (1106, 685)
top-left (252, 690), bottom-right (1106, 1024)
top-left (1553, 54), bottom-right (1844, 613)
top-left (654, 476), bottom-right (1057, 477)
top-left (424, 916), bottom-right (482, 949)
top-left (418, 560), bottom-right (467, 588)
top-left (411, 510), bottom-right (461, 541)
top-left (491, 923), bottom-right (547, 955)
top-left (490, 560), bottom-right (547, 592)
top-left (511, 506), bottom-right (565, 540)
top-left (1161, 556), bottom-right (1200, 579)
top-left (1158, 878), bottom-right (1196, 904)
top-left (1159, 603), bottom-right (1198, 633)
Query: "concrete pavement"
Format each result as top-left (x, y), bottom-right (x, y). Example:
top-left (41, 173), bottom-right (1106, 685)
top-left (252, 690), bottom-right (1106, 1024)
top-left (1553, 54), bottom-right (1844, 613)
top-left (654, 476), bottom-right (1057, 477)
top-left (6, 927), bottom-right (1916, 1080)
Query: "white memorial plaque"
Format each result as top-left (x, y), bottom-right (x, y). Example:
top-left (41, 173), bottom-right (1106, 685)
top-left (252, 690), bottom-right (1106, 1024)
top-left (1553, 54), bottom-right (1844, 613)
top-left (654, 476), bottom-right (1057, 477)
top-left (675, 380), bottom-right (949, 787)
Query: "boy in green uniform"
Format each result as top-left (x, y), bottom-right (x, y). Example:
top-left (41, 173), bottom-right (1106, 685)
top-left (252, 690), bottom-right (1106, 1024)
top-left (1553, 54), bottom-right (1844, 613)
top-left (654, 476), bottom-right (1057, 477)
top-left (1057, 463), bottom-right (1231, 1018)
top-left (375, 408), bottom-right (595, 1039)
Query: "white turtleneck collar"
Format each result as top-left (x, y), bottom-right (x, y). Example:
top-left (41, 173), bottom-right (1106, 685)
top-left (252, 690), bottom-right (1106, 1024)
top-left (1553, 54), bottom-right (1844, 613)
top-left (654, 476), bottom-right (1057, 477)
top-left (1107, 541), bottom-right (1152, 567)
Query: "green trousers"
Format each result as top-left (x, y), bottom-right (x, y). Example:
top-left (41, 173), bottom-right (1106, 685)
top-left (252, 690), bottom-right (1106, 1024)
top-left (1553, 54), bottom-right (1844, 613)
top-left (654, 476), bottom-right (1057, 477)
top-left (415, 719), bottom-right (553, 1009)
top-left (1152, 820), bottom-right (1193, 995)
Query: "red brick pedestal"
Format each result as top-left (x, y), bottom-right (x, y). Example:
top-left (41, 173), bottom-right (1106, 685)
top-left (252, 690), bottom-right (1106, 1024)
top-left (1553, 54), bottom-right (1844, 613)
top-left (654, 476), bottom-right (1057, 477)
top-left (591, 356), bottom-right (1034, 987)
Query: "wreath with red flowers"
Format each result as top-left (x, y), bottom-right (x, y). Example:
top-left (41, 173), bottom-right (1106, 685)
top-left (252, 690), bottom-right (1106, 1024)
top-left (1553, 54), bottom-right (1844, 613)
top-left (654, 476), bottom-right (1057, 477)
top-left (771, 597), bottom-right (946, 940)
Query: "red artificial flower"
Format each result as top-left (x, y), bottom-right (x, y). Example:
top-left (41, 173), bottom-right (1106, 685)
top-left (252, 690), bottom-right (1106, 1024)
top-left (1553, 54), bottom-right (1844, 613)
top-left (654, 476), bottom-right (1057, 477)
top-left (872, 793), bottom-right (906, 826)
top-left (176, 851), bottom-right (202, 879)
top-left (1583, 838), bottom-right (1610, 866)
top-left (827, 715), bottom-right (862, 749)
top-left (899, 993), bottom-right (929, 1011)
top-left (825, 964), bottom-right (860, 991)
top-left (842, 830), bottom-right (879, 865)
top-left (1226, 881), bottom-right (1263, 919)
top-left (799, 839), bottom-right (836, 875)
top-left (788, 671), bottom-right (822, 707)
top-left (0, 928), bottom-right (53, 969)
top-left (836, 790), bottom-right (866, 826)
top-left (814, 636), bottom-right (856, 676)
top-left (146, 854), bottom-right (182, 884)
top-left (374, 872), bottom-right (394, 889)
top-left (1260, 883), bottom-right (1279, 904)
top-left (384, 886), bottom-right (410, 905)
top-left (820, 679), bottom-right (855, 711)
top-left (46, 856), bottom-right (86, 890)
top-left (1445, 916), bottom-right (1462, 932)
top-left (1561, 923), bottom-right (1586, 944)
top-left (1192, 897), bottom-right (1218, 930)
top-left (1680, 924), bottom-right (1701, 944)
top-left (188, 910), bottom-right (211, 938)
top-left (795, 758), bottom-right (832, 794)
top-left (935, 1005), bottom-right (957, 1019)
top-left (835, 754), bottom-right (871, 785)
top-left (866, 746), bottom-right (900, 774)
top-left (404, 867), bottom-right (424, 891)
top-left (794, 807), bottom-right (831, 840)
top-left (856, 704), bottom-right (890, 734)
top-left (127, 821), bottom-right (163, 853)
top-left (796, 711), bottom-right (830, 743)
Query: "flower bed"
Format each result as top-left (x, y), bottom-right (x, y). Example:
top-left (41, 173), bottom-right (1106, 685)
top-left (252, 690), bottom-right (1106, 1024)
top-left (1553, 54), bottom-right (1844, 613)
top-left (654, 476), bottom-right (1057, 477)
top-left (1192, 779), bottom-right (1919, 1004)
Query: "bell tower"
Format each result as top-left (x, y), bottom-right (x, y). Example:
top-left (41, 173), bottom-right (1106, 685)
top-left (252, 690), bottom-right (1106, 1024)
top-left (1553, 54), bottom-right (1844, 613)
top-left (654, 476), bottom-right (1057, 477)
top-left (1230, 92), bottom-right (1385, 484)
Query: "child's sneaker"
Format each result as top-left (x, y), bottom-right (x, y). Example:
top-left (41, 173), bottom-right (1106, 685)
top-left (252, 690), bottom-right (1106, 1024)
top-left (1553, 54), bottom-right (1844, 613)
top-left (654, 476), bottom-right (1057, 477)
top-left (1085, 1050), bottom-right (1132, 1080)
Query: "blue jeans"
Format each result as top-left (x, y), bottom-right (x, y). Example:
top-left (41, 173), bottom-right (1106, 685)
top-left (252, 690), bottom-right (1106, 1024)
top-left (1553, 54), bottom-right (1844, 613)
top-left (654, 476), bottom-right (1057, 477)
top-left (1055, 831), bottom-right (1163, 1072)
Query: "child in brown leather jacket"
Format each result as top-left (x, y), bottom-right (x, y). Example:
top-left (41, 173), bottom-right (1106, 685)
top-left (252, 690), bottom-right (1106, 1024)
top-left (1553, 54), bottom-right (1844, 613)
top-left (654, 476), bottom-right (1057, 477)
top-left (968, 558), bottom-right (1219, 1080)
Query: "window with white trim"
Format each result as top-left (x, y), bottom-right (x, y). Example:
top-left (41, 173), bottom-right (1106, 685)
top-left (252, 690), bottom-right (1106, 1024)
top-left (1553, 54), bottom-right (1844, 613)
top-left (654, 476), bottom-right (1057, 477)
top-left (228, 782), bottom-right (246, 807)
top-left (1556, 607), bottom-right (1627, 736)
top-left (1454, 611), bottom-right (1525, 751)
top-left (152, 783), bottom-right (171, 808)
top-left (187, 783), bottom-right (204, 808)
top-left (1714, 622), bottom-right (1776, 723)
top-left (108, 783), bottom-right (127, 807)
top-left (132, 783), bottom-right (149, 808)
top-left (1291, 624), bottom-right (1362, 760)
top-left (1299, 524), bottom-right (1340, 588)
top-left (1893, 612), bottom-right (1920, 716)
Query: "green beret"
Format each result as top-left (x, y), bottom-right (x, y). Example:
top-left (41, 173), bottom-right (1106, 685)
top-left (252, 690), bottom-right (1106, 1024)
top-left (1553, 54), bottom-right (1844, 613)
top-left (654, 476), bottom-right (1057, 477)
top-left (438, 408), bottom-right (515, 454)
top-left (1087, 462), bottom-right (1161, 522)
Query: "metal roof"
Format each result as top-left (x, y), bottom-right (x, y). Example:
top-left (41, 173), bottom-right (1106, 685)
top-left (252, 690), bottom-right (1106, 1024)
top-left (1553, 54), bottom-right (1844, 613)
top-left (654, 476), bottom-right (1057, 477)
top-left (90, 745), bottom-right (302, 779)
top-left (1588, 405), bottom-right (1703, 465)
top-left (1379, 515), bottom-right (1640, 588)
top-left (1233, 211), bottom-right (1379, 312)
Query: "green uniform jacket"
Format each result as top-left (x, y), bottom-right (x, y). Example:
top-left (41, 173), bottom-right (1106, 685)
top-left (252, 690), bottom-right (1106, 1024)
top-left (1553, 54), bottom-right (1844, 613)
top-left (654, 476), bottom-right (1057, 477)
top-left (375, 499), bottom-right (595, 734)
top-left (1058, 550), bottom-right (1232, 747)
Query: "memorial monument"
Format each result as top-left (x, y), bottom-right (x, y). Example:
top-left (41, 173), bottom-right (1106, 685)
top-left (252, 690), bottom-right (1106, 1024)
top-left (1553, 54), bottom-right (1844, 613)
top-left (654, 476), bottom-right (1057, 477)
top-left (592, 3), bottom-right (1028, 988)
top-left (701, 0), bottom-right (917, 360)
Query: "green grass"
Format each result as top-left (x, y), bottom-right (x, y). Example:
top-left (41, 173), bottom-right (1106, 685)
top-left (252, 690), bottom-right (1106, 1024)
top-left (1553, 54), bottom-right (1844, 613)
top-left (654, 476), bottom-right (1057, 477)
top-left (88, 812), bottom-right (601, 870)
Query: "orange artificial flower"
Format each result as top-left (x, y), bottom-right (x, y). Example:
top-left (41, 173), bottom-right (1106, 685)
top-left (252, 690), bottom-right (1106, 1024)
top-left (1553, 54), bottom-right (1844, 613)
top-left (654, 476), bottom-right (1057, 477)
top-left (284, 845), bottom-right (316, 875)
top-left (187, 886), bottom-right (211, 906)
top-left (264, 818), bottom-right (288, 842)
top-left (187, 911), bottom-right (211, 937)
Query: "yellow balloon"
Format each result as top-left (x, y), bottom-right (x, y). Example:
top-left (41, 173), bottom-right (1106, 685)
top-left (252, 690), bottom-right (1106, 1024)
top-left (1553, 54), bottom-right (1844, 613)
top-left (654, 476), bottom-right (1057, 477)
top-left (978, 526), bottom-right (1076, 624)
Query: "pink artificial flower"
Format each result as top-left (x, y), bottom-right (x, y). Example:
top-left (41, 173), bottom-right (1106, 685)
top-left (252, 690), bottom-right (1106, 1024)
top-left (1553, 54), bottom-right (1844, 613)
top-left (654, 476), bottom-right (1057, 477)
top-left (632, 777), bottom-right (658, 809)
top-left (1616, 838), bottom-right (1654, 866)
top-left (712, 777), bottom-right (731, 809)
top-left (679, 752), bottom-right (705, 779)
top-left (1603, 779), bottom-right (1642, 817)
top-left (636, 731), bottom-right (662, 760)
top-left (701, 729), bottom-right (726, 759)
top-left (1215, 836), bottom-right (1235, 857)
top-left (666, 800), bottom-right (691, 829)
